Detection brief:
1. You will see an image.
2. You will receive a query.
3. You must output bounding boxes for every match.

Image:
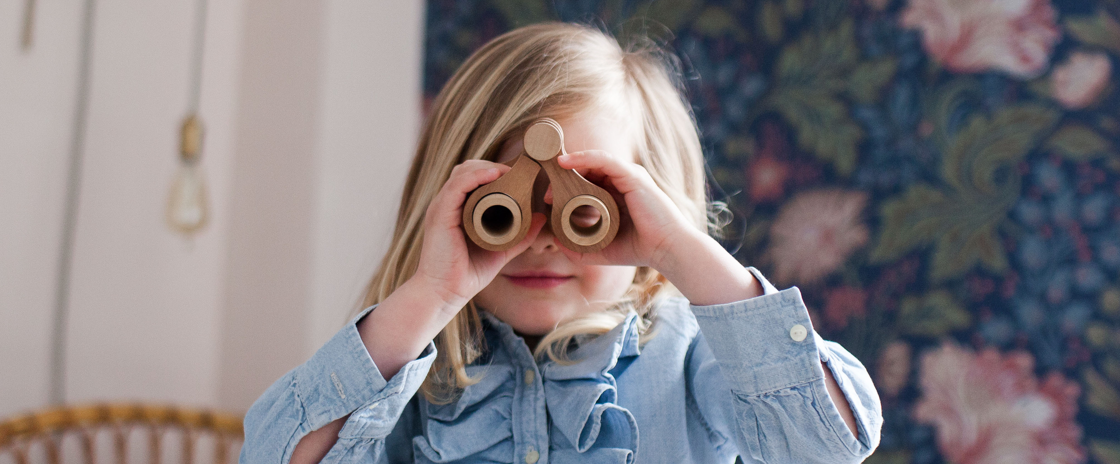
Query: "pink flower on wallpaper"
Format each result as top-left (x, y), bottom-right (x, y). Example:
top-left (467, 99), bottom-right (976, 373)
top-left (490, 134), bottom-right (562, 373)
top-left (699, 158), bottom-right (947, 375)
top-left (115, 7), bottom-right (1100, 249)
top-left (747, 122), bottom-right (792, 202)
top-left (900, 0), bottom-right (1060, 79)
top-left (747, 155), bottom-right (790, 202)
top-left (768, 190), bottom-right (869, 284)
top-left (877, 341), bottom-right (912, 399)
top-left (824, 286), bottom-right (868, 330)
top-left (1052, 51), bottom-right (1113, 109)
top-left (913, 343), bottom-right (1084, 464)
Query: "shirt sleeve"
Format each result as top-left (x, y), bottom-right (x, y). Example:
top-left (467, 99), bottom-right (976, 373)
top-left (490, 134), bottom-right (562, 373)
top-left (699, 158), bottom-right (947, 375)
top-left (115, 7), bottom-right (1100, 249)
top-left (688, 267), bottom-right (882, 463)
top-left (240, 305), bottom-right (436, 463)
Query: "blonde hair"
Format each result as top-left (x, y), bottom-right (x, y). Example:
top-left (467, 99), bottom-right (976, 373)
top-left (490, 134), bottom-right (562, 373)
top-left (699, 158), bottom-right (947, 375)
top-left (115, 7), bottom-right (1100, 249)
top-left (360, 22), bottom-right (711, 402)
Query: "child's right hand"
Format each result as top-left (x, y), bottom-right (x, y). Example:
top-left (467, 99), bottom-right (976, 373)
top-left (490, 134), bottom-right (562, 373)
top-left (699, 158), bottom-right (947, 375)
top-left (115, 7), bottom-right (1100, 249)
top-left (318, 162), bottom-right (545, 463)
top-left (410, 160), bottom-right (546, 315)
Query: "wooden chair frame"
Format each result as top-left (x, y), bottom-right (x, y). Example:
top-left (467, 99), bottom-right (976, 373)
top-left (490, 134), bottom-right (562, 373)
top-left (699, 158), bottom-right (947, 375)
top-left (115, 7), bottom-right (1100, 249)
top-left (0, 403), bottom-right (243, 464)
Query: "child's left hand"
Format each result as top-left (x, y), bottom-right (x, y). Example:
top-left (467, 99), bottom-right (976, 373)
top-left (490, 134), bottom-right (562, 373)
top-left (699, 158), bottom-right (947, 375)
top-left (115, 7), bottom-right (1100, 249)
top-left (553, 150), bottom-right (763, 305)
top-left (551, 150), bottom-right (695, 270)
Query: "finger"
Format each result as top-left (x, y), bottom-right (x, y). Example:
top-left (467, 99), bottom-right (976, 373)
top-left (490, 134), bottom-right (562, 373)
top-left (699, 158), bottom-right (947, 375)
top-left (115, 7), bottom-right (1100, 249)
top-left (559, 151), bottom-right (612, 181)
top-left (453, 159), bottom-right (510, 173)
top-left (557, 151), bottom-right (652, 194)
top-left (428, 166), bottom-right (506, 228)
top-left (446, 166), bottom-right (504, 207)
top-left (447, 161), bottom-right (510, 188)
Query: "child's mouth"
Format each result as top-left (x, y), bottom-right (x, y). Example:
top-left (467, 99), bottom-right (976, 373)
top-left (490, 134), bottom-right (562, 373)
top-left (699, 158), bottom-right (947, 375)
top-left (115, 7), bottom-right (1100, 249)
top-left (504, 273), bottom-right (574, 289)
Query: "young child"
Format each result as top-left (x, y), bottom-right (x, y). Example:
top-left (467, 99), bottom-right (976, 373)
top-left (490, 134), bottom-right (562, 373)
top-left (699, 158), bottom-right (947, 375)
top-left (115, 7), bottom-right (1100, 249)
top-left (242, 22), bottom-right (882, 463)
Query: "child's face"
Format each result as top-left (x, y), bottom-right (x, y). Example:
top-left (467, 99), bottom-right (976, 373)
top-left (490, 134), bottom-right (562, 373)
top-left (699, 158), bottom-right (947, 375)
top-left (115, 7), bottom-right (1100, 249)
top-left (473, 113), bottom-right (638, 336)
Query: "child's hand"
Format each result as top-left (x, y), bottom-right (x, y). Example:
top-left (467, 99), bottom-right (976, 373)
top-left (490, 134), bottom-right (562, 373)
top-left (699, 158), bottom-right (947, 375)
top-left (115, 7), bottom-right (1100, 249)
top-left (412, 160), bottom-right (546, 314)
top-left (552, 150), bottom-right (697, 269)
top-left (554, 150), bottom-right (763, 305)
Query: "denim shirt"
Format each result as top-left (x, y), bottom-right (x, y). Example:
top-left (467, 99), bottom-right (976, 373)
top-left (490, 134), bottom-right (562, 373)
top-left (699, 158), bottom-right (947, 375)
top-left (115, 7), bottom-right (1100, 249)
top-left (242, 268), bottom-right (882, 463)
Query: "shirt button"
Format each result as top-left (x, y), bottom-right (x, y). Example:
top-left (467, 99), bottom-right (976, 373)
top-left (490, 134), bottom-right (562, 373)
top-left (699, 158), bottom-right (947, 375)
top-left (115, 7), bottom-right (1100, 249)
top-left (790, 324), bottom-right (808, 342)
top-left (524, 447), bottom-right (539, 464)
top-left (524, 369), bottom-right (535, 385)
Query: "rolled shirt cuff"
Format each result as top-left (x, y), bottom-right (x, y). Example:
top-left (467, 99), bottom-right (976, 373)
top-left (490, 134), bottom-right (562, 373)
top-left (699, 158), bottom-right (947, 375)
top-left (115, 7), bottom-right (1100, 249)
top-left (292, 305), bottom-right (436, 434)
top-left (691, 271), bottom-right (822, 396)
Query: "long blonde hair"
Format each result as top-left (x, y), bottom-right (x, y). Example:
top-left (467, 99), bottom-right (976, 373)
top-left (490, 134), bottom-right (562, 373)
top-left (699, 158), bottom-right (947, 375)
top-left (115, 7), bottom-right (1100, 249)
top-left (360, 22), bottom-right (711, 402)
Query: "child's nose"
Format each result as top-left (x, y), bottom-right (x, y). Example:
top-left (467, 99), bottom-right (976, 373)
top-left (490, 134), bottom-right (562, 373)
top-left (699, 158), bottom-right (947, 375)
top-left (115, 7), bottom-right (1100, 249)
top-left (527, 213), bottom-right (559, 253)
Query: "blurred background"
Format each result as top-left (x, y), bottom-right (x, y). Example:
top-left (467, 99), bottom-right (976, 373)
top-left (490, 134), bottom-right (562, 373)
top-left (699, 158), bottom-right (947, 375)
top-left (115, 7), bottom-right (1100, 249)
top-left (2, 0), bottom-right (424, 419)
top-left (4, 1), bottom-right (1120, 463)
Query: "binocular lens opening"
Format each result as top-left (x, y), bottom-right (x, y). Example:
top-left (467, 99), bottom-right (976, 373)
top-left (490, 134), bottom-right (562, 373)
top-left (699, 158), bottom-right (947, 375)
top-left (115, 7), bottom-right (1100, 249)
top-left (561, 195), bottom-right (610, 246)
top-left (473, 193), bottom-right (522, 245)
top-left (568, 204), bottom-right (602, 237)
top-left (481, 205), bottom-right (515, 237)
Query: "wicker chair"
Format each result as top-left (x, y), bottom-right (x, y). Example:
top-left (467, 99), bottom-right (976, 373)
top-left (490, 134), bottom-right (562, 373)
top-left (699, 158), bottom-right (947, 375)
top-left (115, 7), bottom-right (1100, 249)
top-left (0, 403), bottom-right (243, 464)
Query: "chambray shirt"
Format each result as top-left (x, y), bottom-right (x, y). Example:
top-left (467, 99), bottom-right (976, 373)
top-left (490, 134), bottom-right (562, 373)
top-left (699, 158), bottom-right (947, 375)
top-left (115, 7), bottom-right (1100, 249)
top-left (242, 268), bottom-right (882, 463)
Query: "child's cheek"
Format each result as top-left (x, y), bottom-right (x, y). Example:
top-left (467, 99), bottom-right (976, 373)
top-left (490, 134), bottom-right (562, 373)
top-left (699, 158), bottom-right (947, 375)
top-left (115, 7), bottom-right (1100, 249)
top-left (579, 265), bottom-right (638, 305)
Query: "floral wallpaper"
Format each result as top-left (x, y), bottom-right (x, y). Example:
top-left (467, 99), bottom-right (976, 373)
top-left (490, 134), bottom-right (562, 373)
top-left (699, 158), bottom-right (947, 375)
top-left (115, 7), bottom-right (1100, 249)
top-left (423, 0), bottom-right (1120, 462)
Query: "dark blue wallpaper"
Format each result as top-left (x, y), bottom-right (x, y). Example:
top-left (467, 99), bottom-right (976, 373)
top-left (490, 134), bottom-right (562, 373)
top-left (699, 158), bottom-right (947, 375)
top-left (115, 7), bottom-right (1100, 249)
top-left (423, 1), bottom-right (1120, 462)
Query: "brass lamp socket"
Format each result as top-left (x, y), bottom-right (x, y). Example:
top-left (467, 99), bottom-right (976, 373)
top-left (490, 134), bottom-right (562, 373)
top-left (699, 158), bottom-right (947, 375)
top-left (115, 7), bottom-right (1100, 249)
top-left (180, 115), bottom-right (203, 163)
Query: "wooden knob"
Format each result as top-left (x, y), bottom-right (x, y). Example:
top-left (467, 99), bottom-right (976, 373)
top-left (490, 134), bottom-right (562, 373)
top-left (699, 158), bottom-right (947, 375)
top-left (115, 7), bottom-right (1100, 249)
top-left (524, 119), bottom-right (563, 160)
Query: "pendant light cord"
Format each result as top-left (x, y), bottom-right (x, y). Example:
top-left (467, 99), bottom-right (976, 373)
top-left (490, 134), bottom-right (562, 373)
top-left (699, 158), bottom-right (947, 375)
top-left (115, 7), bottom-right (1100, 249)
top-left (50, 0), bottom-right (96, 406)
top-left (50, 0), bottom-right (209, 405)
top-left (187, 0), bottom-right (208, 114)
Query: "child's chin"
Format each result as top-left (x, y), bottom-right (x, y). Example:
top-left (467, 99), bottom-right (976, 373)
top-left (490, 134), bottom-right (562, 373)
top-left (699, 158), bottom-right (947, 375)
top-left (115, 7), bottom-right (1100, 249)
top-left (491, 300), bottom-right (595, 336)
top-left (506, 314), bottom-right (562, 336)
top-left (505, 307), bottom-right (572, 335)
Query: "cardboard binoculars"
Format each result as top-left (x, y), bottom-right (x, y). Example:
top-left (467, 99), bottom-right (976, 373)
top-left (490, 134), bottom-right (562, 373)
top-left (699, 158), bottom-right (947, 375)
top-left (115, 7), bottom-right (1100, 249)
top-left (462, 118), bottom-right (620, 253)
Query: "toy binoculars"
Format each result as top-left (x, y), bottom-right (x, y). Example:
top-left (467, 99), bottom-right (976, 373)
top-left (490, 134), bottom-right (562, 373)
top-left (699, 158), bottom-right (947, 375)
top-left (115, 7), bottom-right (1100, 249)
top-left (462, 118), bottom-right (620, 253)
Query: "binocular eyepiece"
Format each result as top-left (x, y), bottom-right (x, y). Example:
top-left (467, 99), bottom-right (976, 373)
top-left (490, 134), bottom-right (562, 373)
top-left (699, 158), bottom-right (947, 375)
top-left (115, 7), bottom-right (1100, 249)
top-left (462, 118), bottom-right (621, 253)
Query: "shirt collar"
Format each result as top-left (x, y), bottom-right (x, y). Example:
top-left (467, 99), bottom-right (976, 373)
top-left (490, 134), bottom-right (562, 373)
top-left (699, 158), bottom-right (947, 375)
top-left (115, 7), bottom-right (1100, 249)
top-left (477, 310), bottom-right (643, 370)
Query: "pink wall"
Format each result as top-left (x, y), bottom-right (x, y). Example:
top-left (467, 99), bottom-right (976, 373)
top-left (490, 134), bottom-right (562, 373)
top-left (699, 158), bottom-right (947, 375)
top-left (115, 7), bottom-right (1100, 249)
top-left (0, 0), bottom-right (424, 417)
top-left (0, 0), bottom-right (85, 417)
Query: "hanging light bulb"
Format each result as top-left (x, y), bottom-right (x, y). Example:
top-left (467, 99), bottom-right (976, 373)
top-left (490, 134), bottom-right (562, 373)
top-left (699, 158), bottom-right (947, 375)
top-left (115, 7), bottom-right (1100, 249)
top-left (167, 114), bottom-right (208, 234)
top-left (169, 0), bottom-right (209, 235)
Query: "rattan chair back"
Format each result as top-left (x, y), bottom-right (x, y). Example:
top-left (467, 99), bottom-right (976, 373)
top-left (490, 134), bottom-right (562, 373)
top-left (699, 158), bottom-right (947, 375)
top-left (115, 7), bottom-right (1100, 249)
top-left (0, 403), bottom-right (243, 464)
